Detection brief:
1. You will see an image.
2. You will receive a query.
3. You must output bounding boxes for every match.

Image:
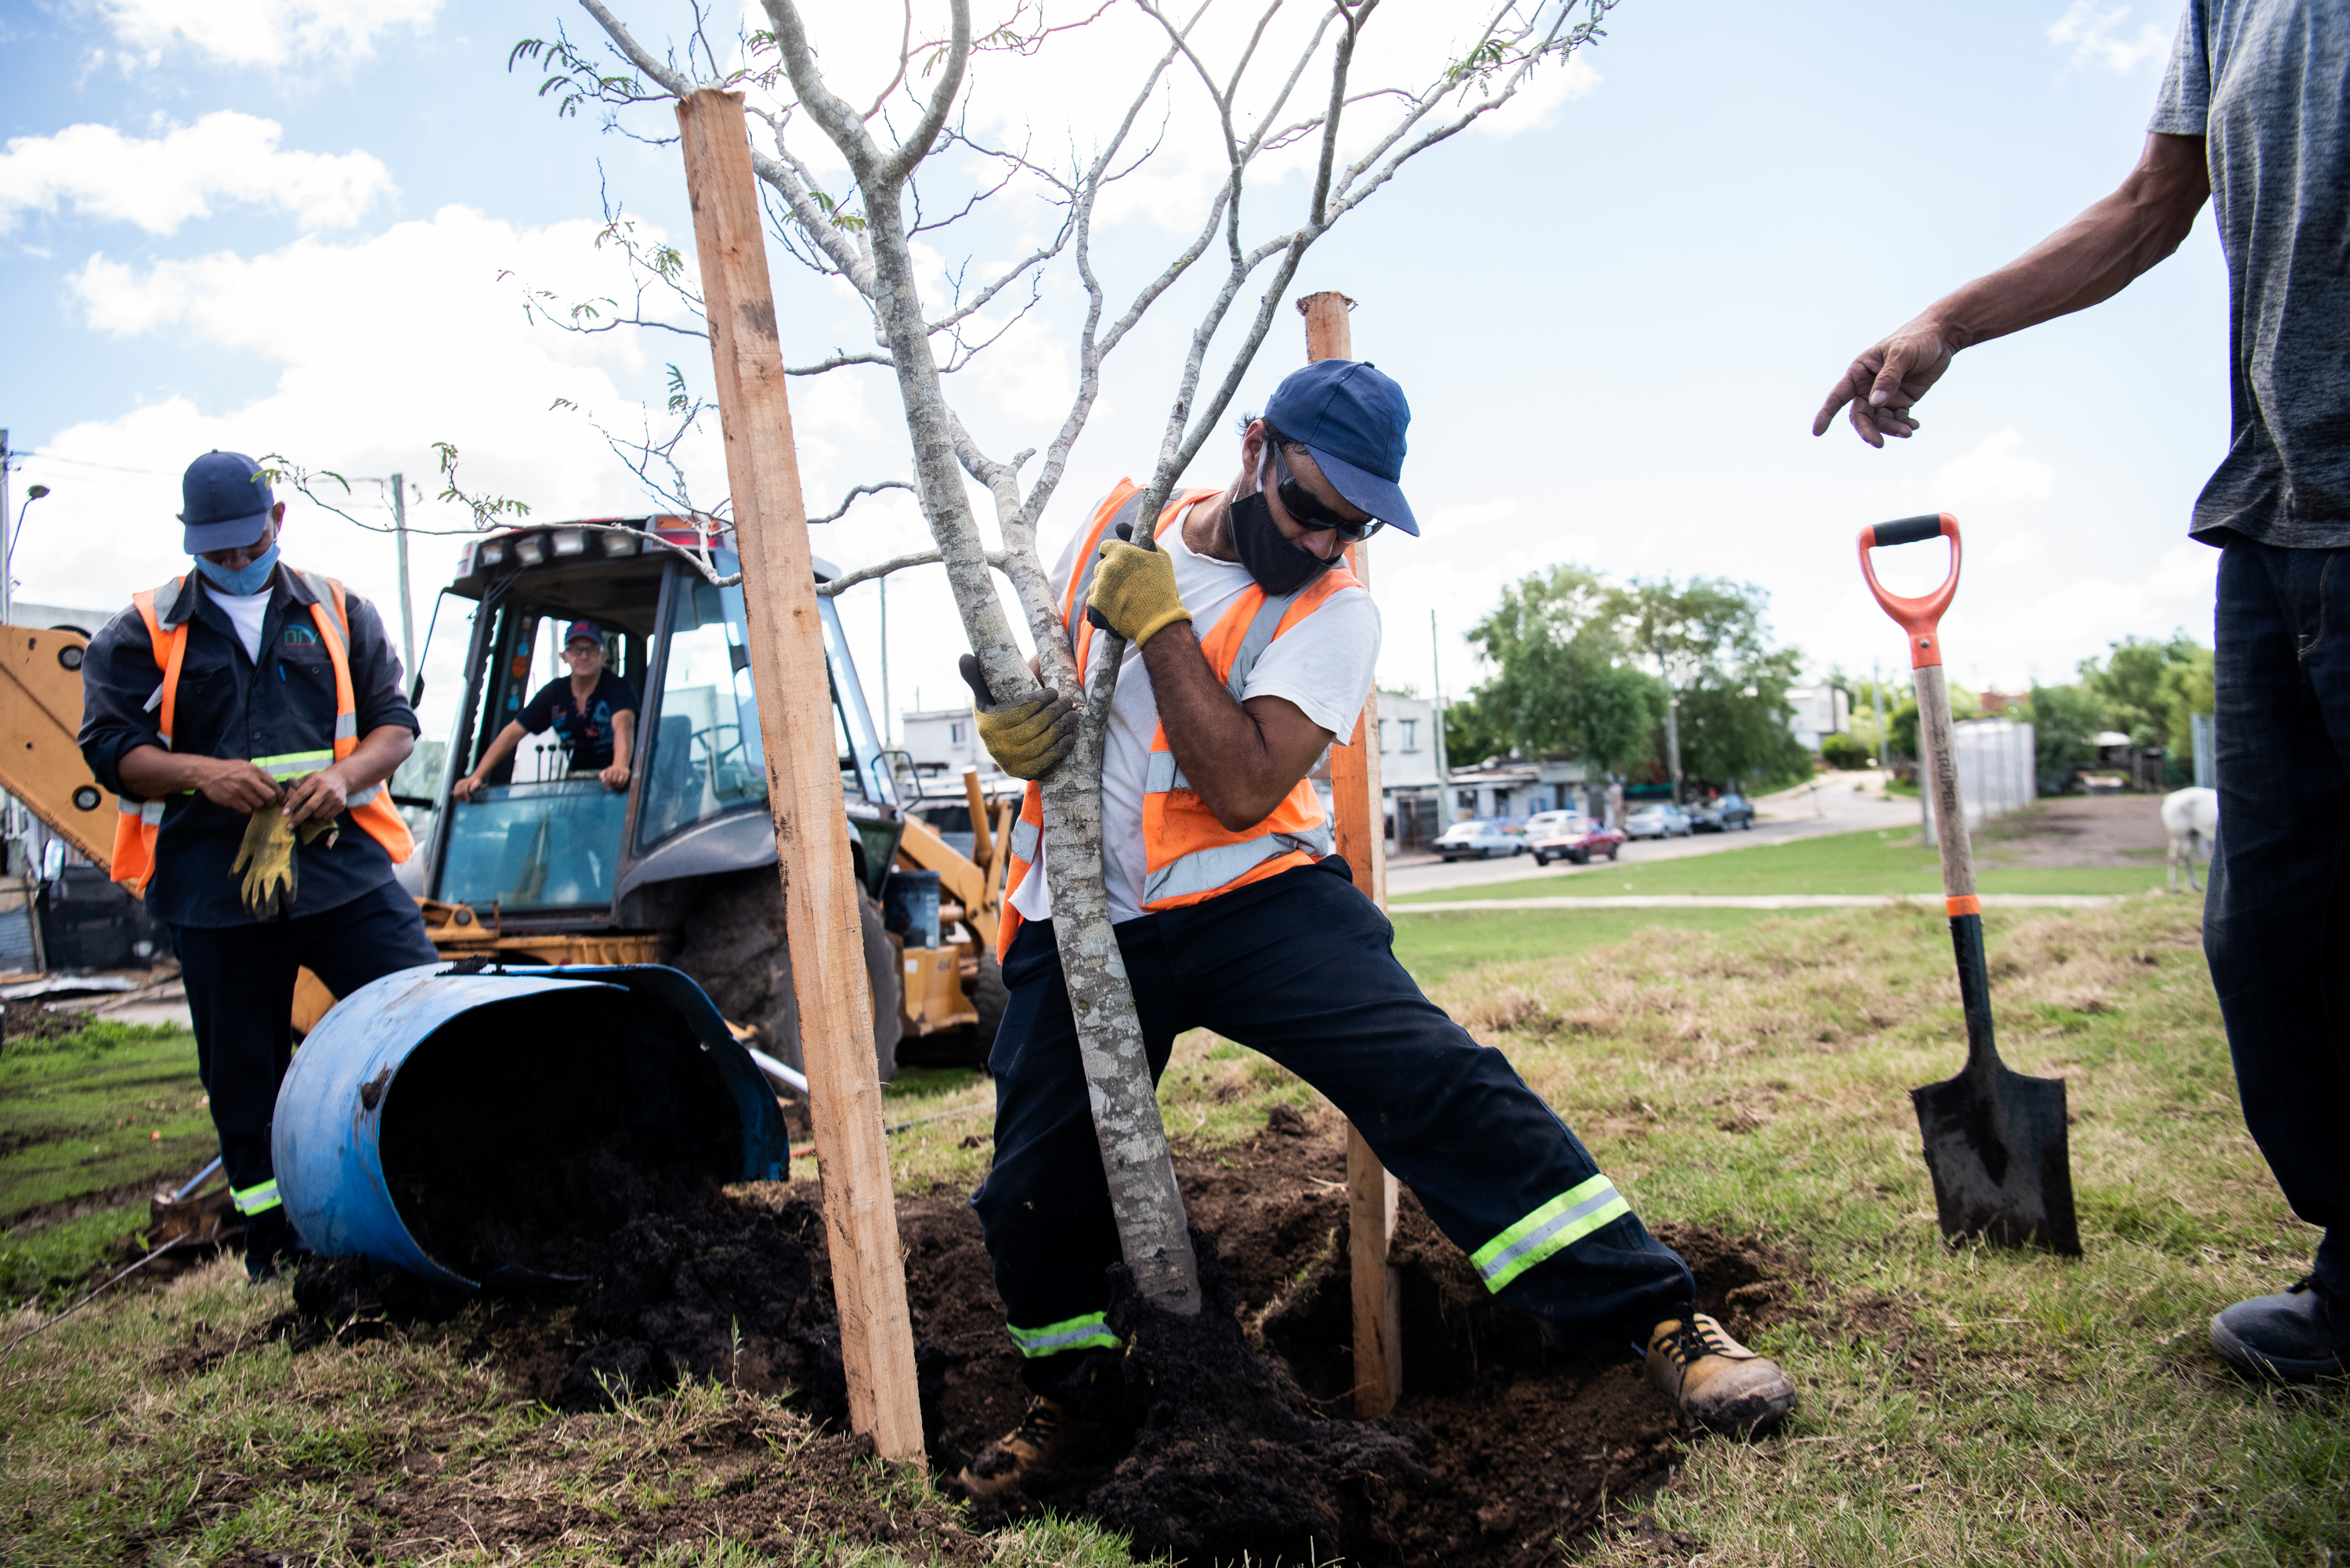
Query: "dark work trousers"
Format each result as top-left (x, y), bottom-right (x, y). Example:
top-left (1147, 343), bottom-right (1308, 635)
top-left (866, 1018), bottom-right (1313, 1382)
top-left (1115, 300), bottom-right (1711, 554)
top-left (173, 880), bottom-right (440, 1237)
top-left (971, 858), bottom-right (1694, 1393)
top-left (2206, 535), bottom-right (2350, 1299)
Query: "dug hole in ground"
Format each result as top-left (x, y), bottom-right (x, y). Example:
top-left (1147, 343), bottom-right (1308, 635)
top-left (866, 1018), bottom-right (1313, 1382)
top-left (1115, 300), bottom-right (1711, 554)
top-left (288, 1074), bottom-right (1787, 1567)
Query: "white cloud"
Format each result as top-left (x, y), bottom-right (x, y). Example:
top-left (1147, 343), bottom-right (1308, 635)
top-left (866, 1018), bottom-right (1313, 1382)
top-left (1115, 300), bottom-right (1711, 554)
top-left (1935, 428), bottom-right (2056, 509)
top-left (2047, 2), bottom-right (2172, 74)
top-left (94, 0), bottom-right (439, 67)
top-left (0, 112), bottom-right (392, 235)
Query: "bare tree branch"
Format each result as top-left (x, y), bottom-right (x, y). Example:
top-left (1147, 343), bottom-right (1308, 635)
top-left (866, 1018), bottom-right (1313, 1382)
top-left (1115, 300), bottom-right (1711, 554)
top-left (807, 479), bottom-right (916, 525)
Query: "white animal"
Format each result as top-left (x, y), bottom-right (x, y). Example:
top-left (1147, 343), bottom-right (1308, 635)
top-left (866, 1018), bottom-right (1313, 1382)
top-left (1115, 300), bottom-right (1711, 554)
top-left (2162, 786), bottom-right (2220, 892)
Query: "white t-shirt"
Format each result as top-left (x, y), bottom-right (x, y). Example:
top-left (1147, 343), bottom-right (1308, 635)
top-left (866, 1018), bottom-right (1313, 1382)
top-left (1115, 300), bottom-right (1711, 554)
top-left (1008, 496), bottom-right (1381, 925)
top-left (212, 587), bottom-right (272, 664)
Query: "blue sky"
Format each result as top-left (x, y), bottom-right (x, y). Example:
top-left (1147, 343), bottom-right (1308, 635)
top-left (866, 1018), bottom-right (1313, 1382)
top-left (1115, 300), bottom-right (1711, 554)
top-left (2, 0), bottom-right (2225, 742)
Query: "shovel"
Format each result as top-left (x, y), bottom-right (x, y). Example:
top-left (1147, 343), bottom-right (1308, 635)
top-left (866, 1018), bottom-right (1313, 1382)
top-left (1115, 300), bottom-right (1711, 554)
top-left (1860, 513), bottom-right (2082, 1255)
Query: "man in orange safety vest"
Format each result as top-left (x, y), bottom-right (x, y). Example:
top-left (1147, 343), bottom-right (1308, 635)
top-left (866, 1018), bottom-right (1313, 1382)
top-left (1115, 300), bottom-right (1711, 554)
top-left (954, 361), bottom-right (1799, 1497)
top-left (78, 451), bottom-right (439, 1279)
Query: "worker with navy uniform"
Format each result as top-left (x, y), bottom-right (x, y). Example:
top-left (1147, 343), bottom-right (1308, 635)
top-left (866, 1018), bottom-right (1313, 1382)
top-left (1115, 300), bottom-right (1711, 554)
top-left (78, 451), bottom-right (440, 1279)
top-left (953, 361), bottom-right (1800, 1495)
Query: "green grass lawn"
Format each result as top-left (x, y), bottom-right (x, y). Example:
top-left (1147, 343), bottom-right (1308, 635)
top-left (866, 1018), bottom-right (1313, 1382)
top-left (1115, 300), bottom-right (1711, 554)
top-left (1391, 825), bottom-right (2171, 903)
top-left (9, 894), bottom-right (2343, 1566)
top-left (0, 1020), bottom-right (212, 1302)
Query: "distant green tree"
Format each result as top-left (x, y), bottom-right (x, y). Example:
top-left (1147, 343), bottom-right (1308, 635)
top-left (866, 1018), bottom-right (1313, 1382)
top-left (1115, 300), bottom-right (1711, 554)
top-left (1460, 565), bottom-right (1664, 772)
top-left (2026, 682), bottom-right (2106, 794)
top-left (1442, 686), bottom-right (1515, 768)
top-left (2155, 643), bottom-right (2215, 761)
top-left (1607, 576), bottom-right (1810, 789)
top-left (1820, 731), bottom-right (1871, 769)
top-left (2082, 633), bottom-right (2207, 747)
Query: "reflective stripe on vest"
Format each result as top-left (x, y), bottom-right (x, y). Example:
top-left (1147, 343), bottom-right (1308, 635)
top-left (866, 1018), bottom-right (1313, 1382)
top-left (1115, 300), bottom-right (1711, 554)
top-left (107, 568), bottom-right (413, 898)
top-left (996, 483), bottom-right (1213, 961)
top-left (1470, 1175), bottom-right (1632, 1293)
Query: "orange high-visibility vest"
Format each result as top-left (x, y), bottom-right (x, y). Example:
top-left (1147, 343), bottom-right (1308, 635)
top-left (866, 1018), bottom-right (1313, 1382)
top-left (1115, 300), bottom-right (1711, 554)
top-left (110, 569), bottom-right (415, 899)
top-left (996, 481), bottom-right (1361, 959)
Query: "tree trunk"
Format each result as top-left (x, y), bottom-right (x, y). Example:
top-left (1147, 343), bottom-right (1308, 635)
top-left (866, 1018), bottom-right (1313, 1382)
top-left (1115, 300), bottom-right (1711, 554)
top-left (850, 129), bottom-right (1201, 1317)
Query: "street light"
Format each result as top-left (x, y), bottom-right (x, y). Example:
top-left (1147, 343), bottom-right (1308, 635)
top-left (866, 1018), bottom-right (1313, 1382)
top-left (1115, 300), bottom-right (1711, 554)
top-left (4, 483), bottom-right (49, 621)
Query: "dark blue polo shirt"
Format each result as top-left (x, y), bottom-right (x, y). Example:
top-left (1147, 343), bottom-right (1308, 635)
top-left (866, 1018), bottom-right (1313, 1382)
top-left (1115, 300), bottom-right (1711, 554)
top-left (78, 565), bottom-right (420, 929)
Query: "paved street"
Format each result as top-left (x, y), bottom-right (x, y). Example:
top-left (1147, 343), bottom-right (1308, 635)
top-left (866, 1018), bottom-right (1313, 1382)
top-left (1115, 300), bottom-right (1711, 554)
top-left (1385, 771), bottom-right (1920, 899)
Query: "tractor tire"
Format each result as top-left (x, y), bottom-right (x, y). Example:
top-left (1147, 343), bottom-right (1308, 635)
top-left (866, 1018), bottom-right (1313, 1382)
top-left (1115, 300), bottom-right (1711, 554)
top-left (667, 868), bottom-right (903, 1082)
top-left (971, 950), bottom-right (1010, 1068)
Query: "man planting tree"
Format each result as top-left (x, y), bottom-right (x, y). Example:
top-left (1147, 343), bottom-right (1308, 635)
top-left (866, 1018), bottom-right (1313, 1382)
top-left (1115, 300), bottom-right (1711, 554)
top-left (953, 358), bottom-right (1801, 1495)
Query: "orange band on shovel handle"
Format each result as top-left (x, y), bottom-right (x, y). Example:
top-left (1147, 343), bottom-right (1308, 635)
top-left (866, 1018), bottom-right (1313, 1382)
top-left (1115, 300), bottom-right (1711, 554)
top-left (1857, 512), bottom-right (1961, 669)
top-left (1946, 894), bottom-right (1980, 916)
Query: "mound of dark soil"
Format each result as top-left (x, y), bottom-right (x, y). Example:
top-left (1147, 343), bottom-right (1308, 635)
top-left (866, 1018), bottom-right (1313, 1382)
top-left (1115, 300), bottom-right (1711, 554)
top-left (280, 1103), bottom-right (1800, 1566)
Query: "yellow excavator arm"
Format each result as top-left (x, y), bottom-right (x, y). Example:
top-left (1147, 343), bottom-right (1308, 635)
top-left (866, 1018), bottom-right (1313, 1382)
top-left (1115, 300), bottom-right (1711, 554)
top-left (0, 625), bottom-right (118, 869)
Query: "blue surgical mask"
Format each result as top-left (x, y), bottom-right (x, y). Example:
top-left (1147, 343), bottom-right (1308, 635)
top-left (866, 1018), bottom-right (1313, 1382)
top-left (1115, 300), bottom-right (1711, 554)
top-left (193, 543), bottom-right (280, 597)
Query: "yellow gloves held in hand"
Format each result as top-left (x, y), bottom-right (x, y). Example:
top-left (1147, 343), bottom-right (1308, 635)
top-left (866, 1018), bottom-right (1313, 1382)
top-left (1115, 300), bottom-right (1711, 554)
top-left (960, 653), bottom-right (1078, 781)
top-left (232, 805), bottom-right (299, 923)
top-left (1084, 537), bottom-right (1191, 649)
top-left (230, 779), bottom-right (340, 922)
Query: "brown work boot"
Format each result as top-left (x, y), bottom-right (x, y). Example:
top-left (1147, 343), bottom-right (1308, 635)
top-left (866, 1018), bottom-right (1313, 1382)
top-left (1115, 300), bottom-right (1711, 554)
top-left (1645, 1313), bottom-right (1796, 1436)
top-left (954, 1396), bottom-right (1099, 1498)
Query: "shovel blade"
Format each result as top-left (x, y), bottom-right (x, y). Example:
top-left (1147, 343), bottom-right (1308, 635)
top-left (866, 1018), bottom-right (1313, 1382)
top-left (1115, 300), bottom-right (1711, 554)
top-left (1911, 1064), bottom-right (2082, 1256)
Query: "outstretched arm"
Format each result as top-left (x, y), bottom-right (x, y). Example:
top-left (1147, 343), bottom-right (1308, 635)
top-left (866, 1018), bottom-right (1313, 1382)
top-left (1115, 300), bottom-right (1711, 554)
top-left (453, 721), bottom-right (529, 800)
top-left (1813, 132), bottom-right (2211, 447)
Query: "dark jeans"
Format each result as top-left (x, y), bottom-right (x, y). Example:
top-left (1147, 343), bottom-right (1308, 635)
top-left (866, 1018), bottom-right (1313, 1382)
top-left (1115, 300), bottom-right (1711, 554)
top-left (173, 879), bottom-right (440, 1226)
top-left (971, 859), bottom-right (1694, 1393)
top-left (2207, 536), bottom-right (2350, 1298)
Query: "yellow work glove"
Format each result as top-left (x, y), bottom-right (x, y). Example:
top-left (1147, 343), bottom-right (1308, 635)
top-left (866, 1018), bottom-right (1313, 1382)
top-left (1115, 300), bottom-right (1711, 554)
top-left (231, 804), bottom-right (299, 922)
top-left (1084, 535), bottom-right (1191, 649)
top-left (960, 654), bottom-right (1077, 781)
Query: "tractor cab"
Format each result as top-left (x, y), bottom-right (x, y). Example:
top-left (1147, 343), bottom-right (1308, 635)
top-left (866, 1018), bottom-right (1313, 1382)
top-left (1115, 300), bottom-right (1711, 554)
top-left (414, 518), bottom-right (903, 934)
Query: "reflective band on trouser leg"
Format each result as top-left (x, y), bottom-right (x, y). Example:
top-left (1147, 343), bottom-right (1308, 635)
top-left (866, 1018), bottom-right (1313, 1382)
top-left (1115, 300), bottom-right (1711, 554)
top-left (1005, 1311), bottom-right (1119, 1357)
top-left (231, 1179), bottom-right (283, 1216)
top-left (1008, 814), bottom-right (1041, 865)
top-left (1471, 1175), bottom-right (1633, 1294)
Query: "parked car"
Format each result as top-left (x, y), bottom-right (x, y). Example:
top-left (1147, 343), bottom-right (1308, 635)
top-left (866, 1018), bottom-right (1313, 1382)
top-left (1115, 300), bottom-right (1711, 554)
top-left (1522, 809), bottom-right (1582, 840)
top-left (1623, 803), bottom-right (1694, 840)
top-left (1690, 793), bottom-right (1755, 833)
top-left (1434, 820), bottom-right (1526, 861)
top-left (1528, 815), bottom-right (1628, 866)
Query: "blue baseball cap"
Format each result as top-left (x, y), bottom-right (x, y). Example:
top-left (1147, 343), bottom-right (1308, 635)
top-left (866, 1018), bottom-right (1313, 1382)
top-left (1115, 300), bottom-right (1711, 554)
top-left (179, 450), bottom-right (276, 553)
top-left (562, 619), bottom-right (605, 647)
top-left (1264, 359), bottom-right (1419, 537)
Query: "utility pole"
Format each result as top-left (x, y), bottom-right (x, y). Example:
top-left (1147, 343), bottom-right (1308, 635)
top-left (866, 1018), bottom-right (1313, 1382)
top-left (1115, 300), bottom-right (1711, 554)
top-left (878, 574), bottom-right (891, 746)
top-left (1657, 649), bottom-right (1683, 806)
top-left (1430, 609), bottom-right (1449, 821)
top-left (1, 428), bottom-right (13, 627)
top-left (389, 473), bottom-right (417, 680)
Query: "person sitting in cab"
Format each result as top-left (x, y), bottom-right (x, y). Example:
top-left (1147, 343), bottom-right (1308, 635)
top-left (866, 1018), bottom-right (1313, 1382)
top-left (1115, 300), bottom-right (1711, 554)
top-left (453, 620), bottom-right (638, 798)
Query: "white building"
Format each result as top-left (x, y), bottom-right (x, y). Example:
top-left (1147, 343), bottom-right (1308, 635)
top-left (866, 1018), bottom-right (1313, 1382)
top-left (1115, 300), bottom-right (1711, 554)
top-left (1375, 691), bottom-right (1441, 791)
top-left (900, 706), bottom-right (980, 778)
top-left (1786, 684), bottom-right (1851, 750)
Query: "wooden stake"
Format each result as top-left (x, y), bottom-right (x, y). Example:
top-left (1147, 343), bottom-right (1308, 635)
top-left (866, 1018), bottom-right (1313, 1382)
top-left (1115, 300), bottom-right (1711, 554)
top-left (1298, 288), bottom-right (1404, 1418)
top-left (674, 89), bottom-right (924, 1463)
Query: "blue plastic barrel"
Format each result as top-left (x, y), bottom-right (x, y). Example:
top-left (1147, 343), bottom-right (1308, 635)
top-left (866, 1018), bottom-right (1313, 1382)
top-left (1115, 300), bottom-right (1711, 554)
top-left (272, 963), bottom-right (789, 1289)
top-left (883, 869), bottom-right (942, 948)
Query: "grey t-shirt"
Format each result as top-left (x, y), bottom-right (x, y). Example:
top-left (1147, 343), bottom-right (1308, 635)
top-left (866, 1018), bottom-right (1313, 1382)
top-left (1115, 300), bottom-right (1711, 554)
top-left (2153, 1), bottom-right (2350, 547)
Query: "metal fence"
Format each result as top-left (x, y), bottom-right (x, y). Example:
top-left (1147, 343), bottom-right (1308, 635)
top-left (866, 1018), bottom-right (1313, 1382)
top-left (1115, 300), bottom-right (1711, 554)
top-left (1922, 717), bottom-right (2037, 841)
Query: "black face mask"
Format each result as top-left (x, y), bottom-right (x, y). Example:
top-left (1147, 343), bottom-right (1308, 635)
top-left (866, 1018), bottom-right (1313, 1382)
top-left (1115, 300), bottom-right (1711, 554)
top-left (1229, 486), bottom-right (1335, 597)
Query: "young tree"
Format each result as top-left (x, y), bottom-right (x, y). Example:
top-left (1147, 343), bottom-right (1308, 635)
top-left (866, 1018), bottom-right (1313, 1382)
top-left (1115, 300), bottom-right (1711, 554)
top-left (524, 0), bottom-right (1611, 1311)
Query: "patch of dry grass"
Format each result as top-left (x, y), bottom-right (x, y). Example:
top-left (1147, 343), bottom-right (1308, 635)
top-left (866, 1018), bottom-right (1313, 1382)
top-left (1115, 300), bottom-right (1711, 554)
top-left (1423, 895), bottom-right (2346, 1566)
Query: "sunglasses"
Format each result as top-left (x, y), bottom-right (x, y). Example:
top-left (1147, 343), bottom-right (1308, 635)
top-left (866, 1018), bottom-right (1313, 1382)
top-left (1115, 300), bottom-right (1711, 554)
top-left (1267, 445), bottom-right (1384, 542)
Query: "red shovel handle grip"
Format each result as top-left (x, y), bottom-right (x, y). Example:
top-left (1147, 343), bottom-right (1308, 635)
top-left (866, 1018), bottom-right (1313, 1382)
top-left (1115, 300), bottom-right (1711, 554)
top-left (1858, 512), bottom-right (1961, 669)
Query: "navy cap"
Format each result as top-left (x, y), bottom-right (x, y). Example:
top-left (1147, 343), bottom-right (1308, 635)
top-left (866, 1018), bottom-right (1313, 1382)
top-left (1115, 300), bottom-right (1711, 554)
top-left (179, 450), bottom-right (276, 554)
top-left (562, 620), bottom-right (605, 647)
top-left (1264, 359), bottom-right (1419, 537)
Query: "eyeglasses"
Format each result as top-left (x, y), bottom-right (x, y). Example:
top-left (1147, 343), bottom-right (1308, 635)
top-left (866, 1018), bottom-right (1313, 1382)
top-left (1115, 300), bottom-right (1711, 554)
top-left (1267, 446), bottom-right (1383, 542)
